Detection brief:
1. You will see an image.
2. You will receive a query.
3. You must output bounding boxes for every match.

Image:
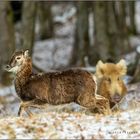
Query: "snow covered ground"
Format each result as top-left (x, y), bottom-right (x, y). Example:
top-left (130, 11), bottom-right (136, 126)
top-left (0, 109), bottom-right (140, 139)
top-left (0, 82), bottom-right (140, 139)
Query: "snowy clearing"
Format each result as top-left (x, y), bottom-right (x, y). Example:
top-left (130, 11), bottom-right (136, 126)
top-left (0, 109), bottom-right (140, 139)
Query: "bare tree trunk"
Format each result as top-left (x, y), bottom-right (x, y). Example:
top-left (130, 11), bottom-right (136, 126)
top-left (38, 2), bottom-right (54, 40)
top-left (130, 47), bottom-right (140, 83)
top-left (128, 1), bottom-right (137, 34)
top-left (21, 1), bottom-right (36, 53)
top-left (107, 1), bottom-right (129, 58)
top-left (71, 2), bottom-right (89, 66)
top-left (115, 1), bottom-right (130, 53)
top-left (107, 1), bottom-right (119, 58)
top-left (92, 1), bottom-right (130, 63)
top-left (0, 1), bottom-right (15, 85)
top-left (93, 1), bottom-right (110, 62)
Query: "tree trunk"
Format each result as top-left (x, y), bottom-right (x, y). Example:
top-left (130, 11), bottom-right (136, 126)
top-left (128, 1), bottom-right (137, 35)
top-left (92, 2), bottom-right (110, 62)
top-left (115, 1), bottom-right (130, 53)
top-left (21, 1), bottom-right (36, 53)
top-left (92, 1), bottom-right (130, 63)
top-left (132, 64), bottom-right (140, 83)
top-left (38, 2), bottom-right (54, 40)
top-left (0, 1), bottom-right (15, 85)
top-left (107, 1), bottom-right (128, 58)
top-left (130, 47), bottom-right (140, 83)
top-left (70, 2), bottom-right (90, 66)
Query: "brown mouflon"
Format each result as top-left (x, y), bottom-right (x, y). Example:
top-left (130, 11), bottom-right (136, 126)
top-left (6, 50), bottom-right (109, 116)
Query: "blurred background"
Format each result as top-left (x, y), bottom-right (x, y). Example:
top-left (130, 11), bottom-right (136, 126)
top-left (0, 0), bottom-right (139, 117)
top-left (0, 1), bottom-right (140, 86)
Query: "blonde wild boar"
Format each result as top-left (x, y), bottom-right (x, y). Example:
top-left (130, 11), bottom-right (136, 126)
top-left (95, 59), bottom-right (127, 108)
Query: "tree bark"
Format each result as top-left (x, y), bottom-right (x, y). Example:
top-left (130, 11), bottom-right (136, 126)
top-left (130, 47), bottom-right (140, 83)
top-left (38, 2), bottom-right (54, 40)
top-left (128, 1), bottom-right (137, 34)
top-left (0, 1), bottom-right (15, 85)
top-left (71, 2), bottom-right (90, 66)
top-left (115, 1), bottom-right (130, 53)
top-left (92, 1), bottom-right (130, 63)
top-left (21, 1), bottom-right (36, 53)
top-left (93, 1), bottom-right (110, 62)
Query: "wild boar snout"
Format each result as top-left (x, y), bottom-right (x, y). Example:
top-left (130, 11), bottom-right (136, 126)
top-left (111, 93), bottom-right (121, 103)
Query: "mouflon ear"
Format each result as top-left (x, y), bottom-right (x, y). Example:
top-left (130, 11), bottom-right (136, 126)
top-left (24, 50), bottom-right (29, 57)
top-left (117, 59), bottom-right (127, 76)
top-left (96, 60), bottom-right (106, 78)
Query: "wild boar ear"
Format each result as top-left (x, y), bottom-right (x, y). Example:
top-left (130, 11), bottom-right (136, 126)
top-left (96, 60), bottom-right (105, 78)
top-left (24, 50), bottom-right (29, 57)
top-left (117, 59), bottom-right (127, 76)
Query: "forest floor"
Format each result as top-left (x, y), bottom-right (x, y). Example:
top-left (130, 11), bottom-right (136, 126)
top-left (0, 82), bottom-right (140, 139)
top-left (0, 2), bottom-right (140, 139)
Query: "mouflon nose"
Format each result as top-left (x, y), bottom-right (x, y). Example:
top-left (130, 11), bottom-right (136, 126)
top-left (6, 65), bottom-right (10, 69)
top-left (5, 65), bottom-right (11, 71)
top-left (112, 93), bottom-right (121, 103)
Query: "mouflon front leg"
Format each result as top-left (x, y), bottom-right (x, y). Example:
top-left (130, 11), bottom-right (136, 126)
top-left (18, 101), bottom-right (33, 117)
top-left (18, 99), bottom-right (47, 117)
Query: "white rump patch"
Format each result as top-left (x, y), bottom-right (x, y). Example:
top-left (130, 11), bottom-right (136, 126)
top-left (92, 75), bottom-right (97, 95)
top-left (92, 74), bottom-right (107, 100)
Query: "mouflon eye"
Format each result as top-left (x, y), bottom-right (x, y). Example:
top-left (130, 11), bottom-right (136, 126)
top-left (16, 56), bottom-right (21, 60)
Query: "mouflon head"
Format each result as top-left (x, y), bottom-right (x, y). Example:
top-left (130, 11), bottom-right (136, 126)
top-left (6, 50), bottom-right (30, 74)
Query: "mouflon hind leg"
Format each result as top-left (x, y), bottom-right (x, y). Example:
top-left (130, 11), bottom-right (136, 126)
top-left (76, 93), bottom-right (111, 114)
top-left (76, 92), bottom-right (96, 109)
top-left (95, 94), bottom-right (111, 114)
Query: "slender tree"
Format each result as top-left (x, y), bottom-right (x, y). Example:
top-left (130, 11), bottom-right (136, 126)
top-left (92, 1), bottom-right (130, 63)
top-left (92, 2), bottom-right (109, 62)
top-left (71, 1), bottom-right (90, 66)
top-left (130, 47), bottom-right (140, 83)
top-left (38, 1), bottom-right (54, 40)
top-left (127, 1), bottom-right (137, 34)
top-left (21, 1), bottom-right (37, 53)
top-left (0, 1), bottom-right (15, 85)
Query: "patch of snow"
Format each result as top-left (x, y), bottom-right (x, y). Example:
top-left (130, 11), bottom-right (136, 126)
top-left (136, 45), bottom-right (140, 53)
top-left (124, 52), bottom-right (136, 65)
top-left (129, 36), bottom-right (140, 48)
top-left (124, 75), bottom-right (133, 84)
top-left (33, 37), bottom-right (73, 71)
top-left (55, 22), bottom-right (75, 37)
top-left (53, 5), bottom-right (76, 24)
top-left (0, 109), bottom-right (140, 139)
top-left (0, 85), bottom-right (15, 97)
